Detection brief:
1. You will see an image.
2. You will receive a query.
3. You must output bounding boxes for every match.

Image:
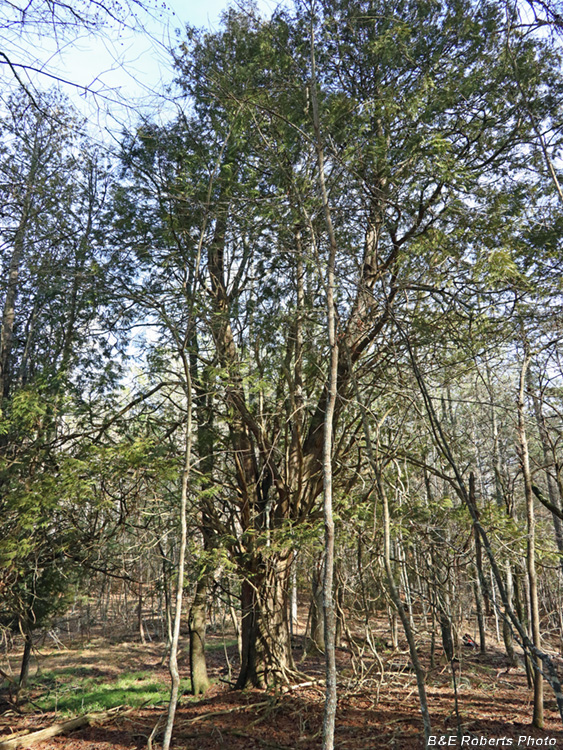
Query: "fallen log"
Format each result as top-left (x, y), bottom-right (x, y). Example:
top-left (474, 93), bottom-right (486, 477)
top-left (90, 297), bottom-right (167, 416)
top-left (0, 706), bottom-right (127, 749)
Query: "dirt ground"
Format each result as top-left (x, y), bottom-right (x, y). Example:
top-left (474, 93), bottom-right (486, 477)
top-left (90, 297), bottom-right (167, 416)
top-left (1, 622), bottom-right (563, 750)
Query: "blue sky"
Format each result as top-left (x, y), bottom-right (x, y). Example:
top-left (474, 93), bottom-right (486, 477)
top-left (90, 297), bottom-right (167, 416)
top-left (1, 0), bottom-right (285, 134)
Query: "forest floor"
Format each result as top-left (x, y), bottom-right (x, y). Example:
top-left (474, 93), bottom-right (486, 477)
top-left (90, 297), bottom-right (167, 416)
top-left (1, 618), bottom-right (563, 750)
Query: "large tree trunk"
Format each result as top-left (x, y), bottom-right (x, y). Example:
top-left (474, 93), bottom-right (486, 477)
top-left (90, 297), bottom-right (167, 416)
top-left (237, 578), bottom-right (262, 688)
top-left (207, 180), bottom-right (292, 691)
top-left (236, 551), bottom-right (294, 688)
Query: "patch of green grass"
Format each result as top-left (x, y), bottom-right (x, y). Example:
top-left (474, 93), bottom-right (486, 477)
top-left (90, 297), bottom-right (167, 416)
top-left (33, 670), bottom-right (191, 715)
top-left (206, 638), bottom-right (238, 652)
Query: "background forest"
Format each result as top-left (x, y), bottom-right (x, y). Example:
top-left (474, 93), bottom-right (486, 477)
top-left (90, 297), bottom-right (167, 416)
top-left (2, 0), bottom-right (563, 747)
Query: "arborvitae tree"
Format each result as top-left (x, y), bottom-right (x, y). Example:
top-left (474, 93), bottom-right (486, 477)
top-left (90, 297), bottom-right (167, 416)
top-left (115, 0), bottom-right (563, 693)
top-left (0, 91), bottom-right (129, 683)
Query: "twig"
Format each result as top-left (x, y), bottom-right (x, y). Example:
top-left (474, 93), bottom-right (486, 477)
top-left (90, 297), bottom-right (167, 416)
top-left (147, 713), bottom-right (164, 750)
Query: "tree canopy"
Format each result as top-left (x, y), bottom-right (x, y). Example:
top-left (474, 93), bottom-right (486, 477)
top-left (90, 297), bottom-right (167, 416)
top-left (2, 0), bottom-right (563, 743)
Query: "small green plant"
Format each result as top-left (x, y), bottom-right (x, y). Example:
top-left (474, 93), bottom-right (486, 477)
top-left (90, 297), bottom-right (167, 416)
top-left (33, 670), bottom-right (191, 714)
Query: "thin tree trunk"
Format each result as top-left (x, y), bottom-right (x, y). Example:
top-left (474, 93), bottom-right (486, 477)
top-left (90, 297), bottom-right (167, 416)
top-left (378, 474), bottom-right (433, 742)
top-left (188, 343), bottom-right (215, 697)
top-left (344, 337), bottom-right (432, 741)
top-left (310, 16), bottom-right (338, 749)
top-left (158, 540), bottom-right (173, 656)
top-left (290, 556), bottom-right (298, 639)
top-left (19, 629), bottom-right (33, 688)
top-left (490, 570), bottom-right (500, 643)
top-left (137, 564), bottom-right (145, 646)
top-left (473, 574), bottom-right (486, 653)
top-left (310, 561), bottom-right (325, 652)
top-left (162, 358), bottom-right (192, 750)
top-left (439, 603), bottom-right (454, 662)
top-left (503, 562), bottom-right (518, 666)
top-left (0, 126), bottom-right (42, 401)
top-left (518, 351), bottom-right (544, 728)
top-left (404, 334), bottom-right (563, 723)
top-left (527, 367), bottom-right (563, 576)
top-left (225, 578), bottom-right (242, 662)
top-left (468, 474), bottom-right (486, 652)
top-left (188, 572), bottom-right (210, 696)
